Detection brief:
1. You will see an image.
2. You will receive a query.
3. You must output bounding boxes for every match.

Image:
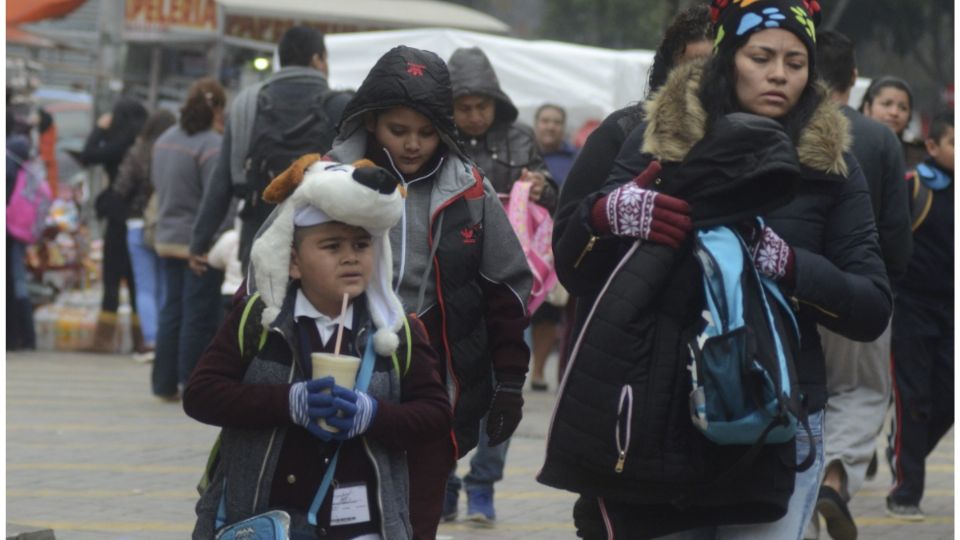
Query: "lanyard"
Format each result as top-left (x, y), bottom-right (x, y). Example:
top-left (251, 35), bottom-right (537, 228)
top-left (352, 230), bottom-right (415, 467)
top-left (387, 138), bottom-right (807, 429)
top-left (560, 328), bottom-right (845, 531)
top-left (307, 331), bottom-right (376, 526)
top-left (215, 330), bottom-right (378, 530)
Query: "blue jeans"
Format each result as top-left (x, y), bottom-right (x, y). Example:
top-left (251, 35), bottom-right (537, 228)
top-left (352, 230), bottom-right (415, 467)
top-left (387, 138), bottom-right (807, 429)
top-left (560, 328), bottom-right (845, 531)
top-left (126, 225), bottom-right (164, 346)
top-left (448, 414), bottom-right (511, 493)
top-left (152, 258), bottom-right (224, 396)
top-left (8, 238), bottom-right (28, 300)
top-left (7, 236), bottom-right (35, 350)
top-left (656, 410), bottom-right (825, 540)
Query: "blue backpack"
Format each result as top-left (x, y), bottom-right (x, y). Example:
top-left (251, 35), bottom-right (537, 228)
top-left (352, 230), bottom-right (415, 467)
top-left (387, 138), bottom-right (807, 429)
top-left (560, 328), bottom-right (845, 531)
top-left (686, 223), bottom-right (813, 467)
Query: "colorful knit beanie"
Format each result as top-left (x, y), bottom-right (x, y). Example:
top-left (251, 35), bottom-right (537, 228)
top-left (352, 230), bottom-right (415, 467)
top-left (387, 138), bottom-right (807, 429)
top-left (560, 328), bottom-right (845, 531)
top-left (710, 0), bottom-right (822, 68)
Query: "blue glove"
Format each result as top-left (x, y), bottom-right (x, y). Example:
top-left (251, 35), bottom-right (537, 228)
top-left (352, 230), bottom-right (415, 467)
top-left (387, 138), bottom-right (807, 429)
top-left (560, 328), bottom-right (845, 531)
top-left (289, 377), bottom-right (339, 441)
top-left (323, 385), bottom-right (378, 441)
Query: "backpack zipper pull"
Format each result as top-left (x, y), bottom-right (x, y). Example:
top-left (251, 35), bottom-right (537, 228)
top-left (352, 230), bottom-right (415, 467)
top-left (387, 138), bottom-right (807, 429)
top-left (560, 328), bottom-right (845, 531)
top-left (615, 451), bottom-right (626, 473)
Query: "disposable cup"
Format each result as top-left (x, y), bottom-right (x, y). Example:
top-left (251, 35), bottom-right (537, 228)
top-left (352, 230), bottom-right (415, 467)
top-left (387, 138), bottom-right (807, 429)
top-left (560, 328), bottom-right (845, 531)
top-left (311, 353), bottom-right (361, 432)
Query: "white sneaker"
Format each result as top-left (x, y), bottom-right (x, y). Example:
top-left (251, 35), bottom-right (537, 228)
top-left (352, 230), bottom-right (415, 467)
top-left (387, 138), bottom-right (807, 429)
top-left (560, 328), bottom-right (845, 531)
top-left (132, 350), bottom-right (155, 364)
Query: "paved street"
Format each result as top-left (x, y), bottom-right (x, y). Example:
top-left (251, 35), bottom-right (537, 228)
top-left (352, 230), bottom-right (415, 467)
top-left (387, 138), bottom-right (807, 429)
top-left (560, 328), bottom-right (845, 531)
top-left (6, 350), bottom-right (955, 539)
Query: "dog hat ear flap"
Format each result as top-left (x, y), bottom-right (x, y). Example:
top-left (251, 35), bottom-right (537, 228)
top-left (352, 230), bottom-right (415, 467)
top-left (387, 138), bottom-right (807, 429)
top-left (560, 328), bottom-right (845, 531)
top-left (250, 200), bottom-right (297, 327)
top-left (263, 153), bottom-right (323, 204)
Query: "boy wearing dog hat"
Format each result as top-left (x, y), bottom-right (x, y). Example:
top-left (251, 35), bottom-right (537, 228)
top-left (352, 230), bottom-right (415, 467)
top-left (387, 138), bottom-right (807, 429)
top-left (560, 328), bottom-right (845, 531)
top-left (184, 157), bottom-right (451, 539)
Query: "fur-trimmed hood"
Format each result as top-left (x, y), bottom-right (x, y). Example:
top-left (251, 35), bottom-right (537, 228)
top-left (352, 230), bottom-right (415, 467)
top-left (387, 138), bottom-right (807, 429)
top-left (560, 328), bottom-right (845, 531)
top-left (641, 59), bottom-right (850, 177)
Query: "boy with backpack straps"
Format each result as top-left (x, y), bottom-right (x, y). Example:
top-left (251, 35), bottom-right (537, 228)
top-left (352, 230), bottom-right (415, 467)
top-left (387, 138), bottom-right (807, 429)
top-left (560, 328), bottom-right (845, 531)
top-left (190, 26), bottom-right (352, 275)
top-left (184, 157), bottom-right (451, 539)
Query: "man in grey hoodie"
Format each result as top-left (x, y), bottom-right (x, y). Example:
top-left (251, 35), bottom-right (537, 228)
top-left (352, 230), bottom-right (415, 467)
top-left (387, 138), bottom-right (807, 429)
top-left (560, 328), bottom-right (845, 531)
top-left (190, 26), bottom-right (351, 277)
top-left (444, 46), bottom-right (554, 526)
top-left (448, 47), bottom-right (557, 213)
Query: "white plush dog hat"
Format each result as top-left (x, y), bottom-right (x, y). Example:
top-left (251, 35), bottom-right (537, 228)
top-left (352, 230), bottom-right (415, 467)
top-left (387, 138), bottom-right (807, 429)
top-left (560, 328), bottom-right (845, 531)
top-left (249, 155), bottom-right (406, 355)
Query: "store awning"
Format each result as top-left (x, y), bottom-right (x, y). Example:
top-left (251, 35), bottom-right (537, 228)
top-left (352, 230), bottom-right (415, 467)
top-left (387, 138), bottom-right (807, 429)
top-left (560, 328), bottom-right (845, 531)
top-left (215, 0), bottom-right (509, 34)
top-left (7, 0), bottom-right (87, 26)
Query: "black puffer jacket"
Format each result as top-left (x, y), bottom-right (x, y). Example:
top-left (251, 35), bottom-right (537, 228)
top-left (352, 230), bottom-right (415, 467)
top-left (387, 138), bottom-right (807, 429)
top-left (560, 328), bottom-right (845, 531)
top-left (540, 114), bottom-right (806, 538)
top-left (448, 47), bottom-right (558, 211)
top-left (553, 60), bottom-right (892, 413)
top-left (542, 60), bottom-right (891, 536)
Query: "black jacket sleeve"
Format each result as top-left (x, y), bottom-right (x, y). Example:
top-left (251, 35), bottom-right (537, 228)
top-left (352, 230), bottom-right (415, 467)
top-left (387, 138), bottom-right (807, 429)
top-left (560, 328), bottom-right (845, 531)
top-left (553, 117), bottom-right (644, 297)
top-left (877, 126), bottom-right (913, 280)
top-left (78, 127), bottom-right (131, 167)
top-left (789, 157), bottom-right (893, 342)
top-left (191, 121), bottom-right (236, 255)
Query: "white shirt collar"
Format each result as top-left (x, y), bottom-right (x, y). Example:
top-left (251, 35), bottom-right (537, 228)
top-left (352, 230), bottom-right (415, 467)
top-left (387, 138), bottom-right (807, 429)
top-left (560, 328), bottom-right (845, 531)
top-left (294, 289), bottom-right (354, 346)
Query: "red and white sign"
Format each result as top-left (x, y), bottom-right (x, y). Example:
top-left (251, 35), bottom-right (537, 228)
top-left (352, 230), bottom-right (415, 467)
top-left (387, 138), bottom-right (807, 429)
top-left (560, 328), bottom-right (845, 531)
top-left (125, 0), bottom-right (218, 32)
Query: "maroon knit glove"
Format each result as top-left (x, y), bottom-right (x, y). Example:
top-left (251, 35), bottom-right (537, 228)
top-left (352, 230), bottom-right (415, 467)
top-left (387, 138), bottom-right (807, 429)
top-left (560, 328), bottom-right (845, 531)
top-left (750, 225), bottom-right (796, 285)
top-left (591, 161), bottom-right (692, 248)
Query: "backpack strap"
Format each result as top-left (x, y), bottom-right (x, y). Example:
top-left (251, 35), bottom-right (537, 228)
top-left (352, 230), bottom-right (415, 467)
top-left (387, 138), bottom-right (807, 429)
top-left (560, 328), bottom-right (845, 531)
top-left (907, 170), bottom-right (934, 231)
top-left (238, 292), bottom-right (268, 363)
top-left (197, 292), bottom-right (268, 495)
top-left (390, 316), bottom-right (413, 377)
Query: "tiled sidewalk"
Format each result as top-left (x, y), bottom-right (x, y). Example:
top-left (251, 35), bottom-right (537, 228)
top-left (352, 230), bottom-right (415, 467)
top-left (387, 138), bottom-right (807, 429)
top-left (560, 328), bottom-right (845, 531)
top-left (6, 351), bottom-right (954, 539)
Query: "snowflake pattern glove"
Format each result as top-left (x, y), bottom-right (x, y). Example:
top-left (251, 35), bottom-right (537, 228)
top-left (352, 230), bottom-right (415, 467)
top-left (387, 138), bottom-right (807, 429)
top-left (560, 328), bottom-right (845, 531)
top-left (591, 161), bottom-right (692, 249)
top-left (751, 225), bottom-right (794, 282)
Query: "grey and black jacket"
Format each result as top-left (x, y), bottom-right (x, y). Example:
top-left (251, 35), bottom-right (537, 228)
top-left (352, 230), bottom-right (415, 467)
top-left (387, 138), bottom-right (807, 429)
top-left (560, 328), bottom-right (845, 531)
top-left (329, 46), bottom-right (533, 456)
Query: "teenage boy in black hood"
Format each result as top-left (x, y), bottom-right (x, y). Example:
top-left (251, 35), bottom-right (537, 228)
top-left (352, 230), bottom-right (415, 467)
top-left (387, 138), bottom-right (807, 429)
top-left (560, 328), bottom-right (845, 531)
top-left (327, 45), bottom-right (533, 539)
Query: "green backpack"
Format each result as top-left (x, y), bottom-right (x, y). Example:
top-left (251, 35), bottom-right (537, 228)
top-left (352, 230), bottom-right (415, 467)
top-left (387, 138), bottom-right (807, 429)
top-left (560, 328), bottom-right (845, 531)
top-left (195, 292), bottom-right (413, 494)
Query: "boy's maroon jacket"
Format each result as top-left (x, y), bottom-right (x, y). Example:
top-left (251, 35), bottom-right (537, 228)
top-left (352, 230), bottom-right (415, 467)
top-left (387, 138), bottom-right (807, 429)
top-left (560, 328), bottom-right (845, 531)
top-left (183, 293), bottom-right (451, 538)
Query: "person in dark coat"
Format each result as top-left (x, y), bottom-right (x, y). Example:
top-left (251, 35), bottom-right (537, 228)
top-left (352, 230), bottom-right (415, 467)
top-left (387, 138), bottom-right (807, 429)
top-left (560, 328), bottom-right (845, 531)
top-left (75, 96), bottom-right (147, 352)
top-left (326, 46), bottom-right (533, 539)
top-left (541, 0), bottom-right (892, 538)
top-left (190, 25), bottom-right (351, 275)
top-left (552, 4), bottom-right (714, 381)
top-left (859, 77), bottom-right (926, 169)
top-left (112, 109), bottom-right (177, 361)
top-left (6, 124), bottom-right (36, 351)
top-left (811, 30), bottom-right (912, 540)
top-left (448, 47), bottom-right (556, 210)
top-left (886, 111), bottom-right (954, 522)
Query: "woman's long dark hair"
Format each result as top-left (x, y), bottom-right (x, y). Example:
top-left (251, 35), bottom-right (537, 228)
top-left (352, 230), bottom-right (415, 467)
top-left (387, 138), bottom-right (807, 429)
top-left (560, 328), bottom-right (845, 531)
top-left (107, 97), bottom-right (148, 146)
top-left (698, 42), bottom-right (823, 145)
top-left (139, 109), bottom-right (176, 145)
top-left (647, 5), bottom-right (714, 96)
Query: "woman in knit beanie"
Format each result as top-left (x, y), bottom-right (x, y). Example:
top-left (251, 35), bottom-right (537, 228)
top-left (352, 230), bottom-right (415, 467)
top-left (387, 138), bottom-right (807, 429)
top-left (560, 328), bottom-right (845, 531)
top-left (541, 0), bottom-right (891, 538)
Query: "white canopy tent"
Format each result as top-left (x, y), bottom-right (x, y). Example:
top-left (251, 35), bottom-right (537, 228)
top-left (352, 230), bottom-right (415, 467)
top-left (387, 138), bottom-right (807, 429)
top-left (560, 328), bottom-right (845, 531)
top-left (215, 0), bottom-right (510, 34)
top-left (325, 28), bottom-right (656, 136)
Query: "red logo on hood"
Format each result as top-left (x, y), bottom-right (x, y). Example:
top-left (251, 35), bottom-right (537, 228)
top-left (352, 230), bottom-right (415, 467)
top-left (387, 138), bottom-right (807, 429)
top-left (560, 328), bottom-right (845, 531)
top-left (460, 224), bottom-right (481, 244)
top-left (406, 62), bottom-right (426, 77)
